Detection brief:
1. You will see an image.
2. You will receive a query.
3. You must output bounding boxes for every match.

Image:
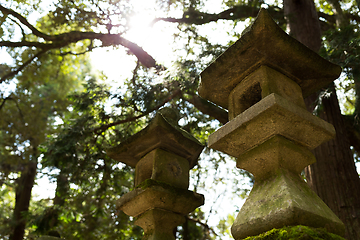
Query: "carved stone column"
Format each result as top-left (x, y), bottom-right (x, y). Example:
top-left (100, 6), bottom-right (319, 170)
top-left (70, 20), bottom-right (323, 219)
top-left (198, 9), bottom-right (345, 240)
top-left (106, 108), bottom-right (204, 240)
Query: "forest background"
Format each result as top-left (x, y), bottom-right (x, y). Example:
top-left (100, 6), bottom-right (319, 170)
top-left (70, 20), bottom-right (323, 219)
top-left (0, 0), bottom-right (360, 239)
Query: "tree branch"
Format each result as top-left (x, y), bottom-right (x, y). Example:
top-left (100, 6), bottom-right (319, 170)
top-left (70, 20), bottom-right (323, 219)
top-left (0, 5), bottom-right (159, 69)
top-left (1, 34), bottom-right (157, 67)
top-left (343, 114), bottom-right (360, 154)
top-left (0, 49), bottom-right (47, 83)
top-left (152, 4), bottom-right (358, 33)
top-left (183, 93), bottom-right (228, 125)
top-left (0, 41), bottom-right (52, 48)
top-left (0, 94), bottom-right (13, 111)
top-left (0, 4), bottom-right (55, 41)
top-left (186, 216), bottom-right (218, 237)
top-left (92, 89), bottom-right (182, 134)
top-left (131, 60), bottom-right (140, 86)
top-left (59, 40), bottom-right (95, 56)
top-left (8, 16), bottom-right (26, 41)
top-left (152, 5), bottom-right (284, 26)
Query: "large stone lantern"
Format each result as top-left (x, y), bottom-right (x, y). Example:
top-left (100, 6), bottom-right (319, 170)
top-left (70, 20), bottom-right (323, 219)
top-left (198, 9), bottom-right (345, 240)
top-left (107, 108), bottom-right (204, 240)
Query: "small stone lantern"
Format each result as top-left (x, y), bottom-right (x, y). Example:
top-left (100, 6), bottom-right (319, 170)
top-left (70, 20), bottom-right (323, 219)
top-left (107, 108), bottom-right (204, 240)
top-left (198, 9), bottom-right (345, 239)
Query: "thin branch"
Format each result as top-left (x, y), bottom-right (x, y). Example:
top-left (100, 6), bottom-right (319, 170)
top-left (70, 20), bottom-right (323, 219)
top-left (0, 4), bottom-right (55, 41)
top-left (13, 98), bottom-right (25, 125)
top-left (131, 60), bottom-right (140, 86)
top-left (8, 16), bottom-right (26, 41)
top-left (343, 114), bottom-right (360, 154)
top-left (0, 49), bottom-right (47, 83)
top-left (0, 40), bottom-right (53, 48)
top-left (0, 94), bottom-right (13, 111)
top-left (151, 4), bottom-right (347, 32)
top-left (152, 5), bottom-right (283, 26)
top-left (90, 0), bottom-right (107, 19)
top-left (92, 89), bottom-right (182, 134)
top-left (54, 40), bottom-right (95, 56)
top-left (184, 93), bottom-right (228, 124)
top-left (205, 189), bottom-right (225, 224)
top-left (186, 216), bottom-right (218, 237)
top-left (54, 53), bottom-right (65, 79)
top-left (59, 50), bottom-right (89, 56)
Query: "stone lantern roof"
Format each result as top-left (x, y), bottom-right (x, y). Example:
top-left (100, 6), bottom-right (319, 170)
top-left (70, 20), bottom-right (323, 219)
top-left (198, 8), bottom-right (341, 110)
top-left (106, 109), bottom-right (204, 169)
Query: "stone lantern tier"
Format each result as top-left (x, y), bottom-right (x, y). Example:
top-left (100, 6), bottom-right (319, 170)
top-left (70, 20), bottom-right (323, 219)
top-left (107, 110), bottom-right (203, 169)
top-left (198, 9), bottom-right (341, 113)
top-left (208, 93), bottom-right (336, 158)
top-left (118, 179), bottom-right (204, 218)
top-left (117, 179), bottom-right (204, 240)
top-left (107, 109), bottom-right (204, 188)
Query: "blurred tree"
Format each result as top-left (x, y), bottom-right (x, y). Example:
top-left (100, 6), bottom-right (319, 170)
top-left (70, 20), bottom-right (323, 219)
top-left (0, 45), bottom-right (90, 239)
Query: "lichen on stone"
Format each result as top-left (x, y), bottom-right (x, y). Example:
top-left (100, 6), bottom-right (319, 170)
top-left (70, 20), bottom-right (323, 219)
top-left (243, 225), bottom-right (346, 240)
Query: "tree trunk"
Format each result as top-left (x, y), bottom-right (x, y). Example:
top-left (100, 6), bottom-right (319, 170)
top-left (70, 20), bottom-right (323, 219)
top-left (305, 87), bottom-right (360, 239)
top-left (283, 0), bottom-right (360, 239)
top-left (10, 160), bottom-right (37, 240)
top-left (283, 0), bottom-right (321, 52)
top-left (35, 170), bottom-right (69, 236)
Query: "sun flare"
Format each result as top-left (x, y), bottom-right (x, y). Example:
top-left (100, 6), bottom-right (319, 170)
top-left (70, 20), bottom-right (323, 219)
top-left (90, 0), bottom-right (181, 83)
top-left (126, 12), bottom-right (178, 64)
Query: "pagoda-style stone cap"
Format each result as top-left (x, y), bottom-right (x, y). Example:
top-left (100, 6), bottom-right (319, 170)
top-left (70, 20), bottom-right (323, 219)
top-left (198, 8), bottom-right (341, 109)
top-left (106, 108), bottom-right (204, 169)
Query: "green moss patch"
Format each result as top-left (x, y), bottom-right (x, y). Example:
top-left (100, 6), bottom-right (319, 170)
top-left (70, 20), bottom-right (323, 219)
top-left (136, 179), bottom-right (192, 196)
top-left (243, 225), bottom-right (346, 240)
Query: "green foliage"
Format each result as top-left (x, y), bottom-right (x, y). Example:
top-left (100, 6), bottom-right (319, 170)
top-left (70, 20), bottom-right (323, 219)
top-left (243, 225), bottom-right (346, 240)
top-left (322, 25), bottom-right (360, 72)
top-left (316, 0), bottom-right (334, 14)
top-left (40, 79), bottom-right (145, 239)
top-left (1, 0), bottom-right (360, 239)
top-left (217, 214), bottom-right (235, 237)
top-left (0, 186), bottom-right (15, 238)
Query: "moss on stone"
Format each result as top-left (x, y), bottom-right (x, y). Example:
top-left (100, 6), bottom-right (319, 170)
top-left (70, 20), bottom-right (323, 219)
top-left (137, 178), bottom-right (175, 189)
top-left (136, 178), bottom-right (192, 196)
top-left (243, 225), bottom-right (346, 240)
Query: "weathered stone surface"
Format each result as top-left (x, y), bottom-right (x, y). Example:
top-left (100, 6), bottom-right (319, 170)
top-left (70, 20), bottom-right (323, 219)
top-left (135, 208), bottom-right (185, 240)
top-left (231, 170), bottom-right (345, 239)
top-left (228, 66), bottom-right (306, 120)
top-left (106, 111), bottom-right (204, 168)
top-left (237, 135), bottom-right (316, 180)
top-left (117, 179), bottom-right (204, 217)
top-left (209, 93), bottom-right (335, 157)
top-left (199, 8), bottom-right (341, 110)
top-left (135, 148), bottom-right (190, 189)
